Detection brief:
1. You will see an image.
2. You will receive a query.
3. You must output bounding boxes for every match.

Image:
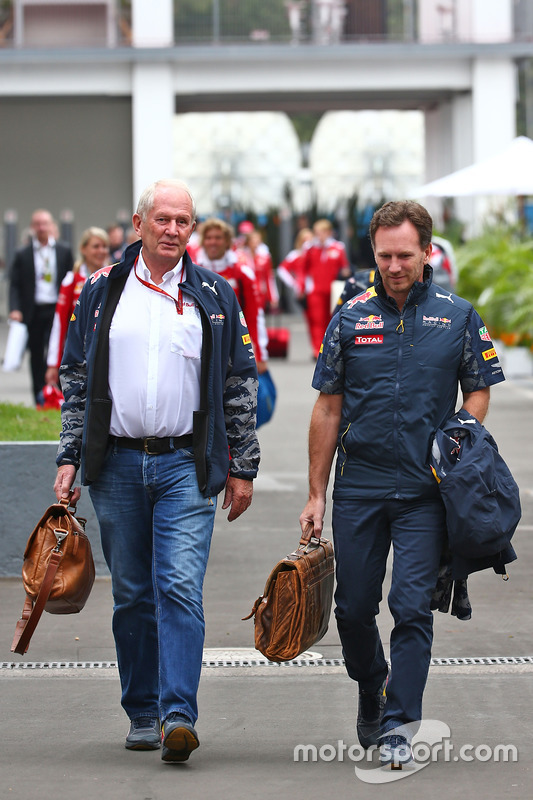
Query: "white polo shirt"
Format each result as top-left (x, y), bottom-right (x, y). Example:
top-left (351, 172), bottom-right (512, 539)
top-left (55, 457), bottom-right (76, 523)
top-left (108, 250), bottom-right (202, 438)
top-left (33, 237), bottom-right (58, 305)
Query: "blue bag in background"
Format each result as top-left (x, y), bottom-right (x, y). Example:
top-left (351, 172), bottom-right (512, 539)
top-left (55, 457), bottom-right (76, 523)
top-left (256, 370), bottom-right (277, 428)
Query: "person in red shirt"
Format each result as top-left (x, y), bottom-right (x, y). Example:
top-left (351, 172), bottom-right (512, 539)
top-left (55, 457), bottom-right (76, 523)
top-left (194, 218), bottom-right (268, 373)
top-left (241, 229), bottom-right (279, 313)
top-left (277, 227), bottom-right (313, 311)
top-left (186, 222), bottom-right (202, 263)
top-left (45, 227), bottom-right (109, 387)
top-left (301, 219), bottom-right (351, 358)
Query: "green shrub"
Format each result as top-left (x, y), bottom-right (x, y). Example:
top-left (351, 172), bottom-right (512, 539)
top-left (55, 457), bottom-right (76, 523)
top-left (455, 226), bottom-right (533, 346)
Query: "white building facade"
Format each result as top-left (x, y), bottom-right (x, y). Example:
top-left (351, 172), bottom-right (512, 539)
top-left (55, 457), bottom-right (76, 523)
top-left (0, 0), bottom-right (530, 250)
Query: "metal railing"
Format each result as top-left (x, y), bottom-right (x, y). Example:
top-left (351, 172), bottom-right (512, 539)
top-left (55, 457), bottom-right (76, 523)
top-left (0, 0), bottom-right (417, 48)
top-left (174, 0), bottom-right (414, 45)
top-left (1, 1), bottom-right (532, 49)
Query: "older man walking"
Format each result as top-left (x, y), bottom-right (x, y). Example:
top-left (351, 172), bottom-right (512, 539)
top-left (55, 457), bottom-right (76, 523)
top-left (54, 179), bottom-right (260, 762)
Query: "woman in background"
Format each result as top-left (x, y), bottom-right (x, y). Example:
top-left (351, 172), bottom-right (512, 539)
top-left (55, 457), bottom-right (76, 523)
top-left (242, 229), bottom-right (279, 313)
top-left (277, 227), bottom-right (313, 313)
top-left (45, 226), bottom-right (109, 387)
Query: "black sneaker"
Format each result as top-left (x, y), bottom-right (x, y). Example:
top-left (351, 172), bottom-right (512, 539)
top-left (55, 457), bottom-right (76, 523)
top-left (125, 716), bottom-right (161, 750)
top-left (379, 734), bottom-right (413, 769)
top-left (356, 672), bottom-right (389, 749)
top-left (161, 713), bottom-right (200, 763)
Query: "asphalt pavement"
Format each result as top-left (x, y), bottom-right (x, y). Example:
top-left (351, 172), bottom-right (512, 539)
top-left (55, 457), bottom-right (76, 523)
top-left (1, 311), bottom-right (533, 799)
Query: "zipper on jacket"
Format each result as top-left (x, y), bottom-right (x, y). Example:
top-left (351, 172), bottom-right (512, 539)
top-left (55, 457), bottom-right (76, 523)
top-left (180, 284), bottom-right (214, 493)
top-left (339, 422), bottom-right (351, 476)
top-left (392, 314), bottom-right (405, 497)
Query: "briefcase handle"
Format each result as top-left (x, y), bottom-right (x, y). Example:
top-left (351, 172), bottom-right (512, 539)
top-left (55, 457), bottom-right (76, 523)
top-left (297, 536), bottom-right (322, 552)
top-left (286, 531), bottom-right (327, 562)
top-left (59, 496), bottom-right (77, 513)
top-left (299, 522), bottom-right (319, 551)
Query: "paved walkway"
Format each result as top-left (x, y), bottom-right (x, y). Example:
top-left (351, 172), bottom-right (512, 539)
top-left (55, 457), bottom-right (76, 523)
top-left (1, 313), bottom-right (532, 799)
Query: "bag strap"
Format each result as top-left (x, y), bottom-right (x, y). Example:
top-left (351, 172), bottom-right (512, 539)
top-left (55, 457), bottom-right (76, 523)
top-left (10, 498), bottom-right (75, 656)
top-left (11, 548), bottom-right (62, 655)
top-left (11, 498), bottom-right (80, 654)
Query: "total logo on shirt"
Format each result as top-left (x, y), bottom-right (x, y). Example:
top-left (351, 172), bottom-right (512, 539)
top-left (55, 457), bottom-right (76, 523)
top-left (354, 335), bottom-right (384, 345)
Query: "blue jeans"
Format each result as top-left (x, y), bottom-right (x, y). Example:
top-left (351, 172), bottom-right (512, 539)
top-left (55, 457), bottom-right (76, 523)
top-left (89, 443), bottom-right (216, 725)
top-left (332, 498), bottom-right (445, 734)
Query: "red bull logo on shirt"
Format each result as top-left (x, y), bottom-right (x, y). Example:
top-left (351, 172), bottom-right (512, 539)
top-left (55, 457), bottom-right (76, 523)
top-left (89, 266), bottom-right (113, 284)
top-left (347, 288), bottom-right (377, 309)
top-left (422, 315), bottom-right (452, 329)
top-left (355, 315), bottom-right (384, 330)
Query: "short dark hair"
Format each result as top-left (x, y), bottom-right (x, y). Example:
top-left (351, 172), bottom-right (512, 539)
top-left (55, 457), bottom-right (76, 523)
top-left (369, 201), bottom-right (433, 250)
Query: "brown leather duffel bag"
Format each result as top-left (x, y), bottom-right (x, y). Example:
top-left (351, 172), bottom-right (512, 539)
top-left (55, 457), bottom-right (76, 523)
top-left (11, 498), bottom-right (95, 655)
top-left (244, 535), bottom-right (334, 662)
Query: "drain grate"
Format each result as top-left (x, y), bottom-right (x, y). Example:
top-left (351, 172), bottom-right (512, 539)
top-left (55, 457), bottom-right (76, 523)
top-left (430, 656), bottom-right (533, 666)
top-left (202, 657), bottom-right (340, 668)
top-left (1, 655), bottom-right (533, 670)
top-left (1, 661), bottom-right (118, 670)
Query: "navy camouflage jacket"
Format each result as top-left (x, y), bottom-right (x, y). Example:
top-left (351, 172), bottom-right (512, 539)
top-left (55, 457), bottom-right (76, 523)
top-left (313, 265), bottom-right (505, 500)
top-left (56, 240), bottom-right (260, 497)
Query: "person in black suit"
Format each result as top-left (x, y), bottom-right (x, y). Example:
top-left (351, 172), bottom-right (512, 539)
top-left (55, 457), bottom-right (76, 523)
top-left (9, 209), bottom-right (73, 404)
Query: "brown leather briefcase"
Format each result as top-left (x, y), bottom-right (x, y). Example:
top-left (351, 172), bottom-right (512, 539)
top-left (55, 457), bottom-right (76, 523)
top-left (11, 498), bottom-right (95, 655)
top-left (243, 535), bottom-right (334, 662)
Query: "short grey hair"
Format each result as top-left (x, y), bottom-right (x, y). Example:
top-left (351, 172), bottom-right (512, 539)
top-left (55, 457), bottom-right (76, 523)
top-left (136, 179), bottom-right (197, 222)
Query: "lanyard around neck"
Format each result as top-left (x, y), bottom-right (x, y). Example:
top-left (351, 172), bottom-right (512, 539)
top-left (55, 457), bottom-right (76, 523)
top-left (36, 242), bottom-right (53, 280)
top-left (134, 257), bottom-right (185, 315)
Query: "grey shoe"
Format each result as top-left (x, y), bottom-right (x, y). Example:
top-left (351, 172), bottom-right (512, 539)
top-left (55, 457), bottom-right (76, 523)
top-left (356, 672), bottom-right (389, 749)
top-left (161, 713), bottom-right (199, 763)
top-left (125, 716), bottom-right (161, 750)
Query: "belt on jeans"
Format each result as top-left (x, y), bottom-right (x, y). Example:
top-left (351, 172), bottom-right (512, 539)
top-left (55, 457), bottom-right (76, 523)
top-left (111, 434), bottom-right (193, 455)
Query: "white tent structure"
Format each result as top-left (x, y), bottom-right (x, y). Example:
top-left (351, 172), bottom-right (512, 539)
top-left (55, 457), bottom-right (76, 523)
top-left (411, 136), bottom-right (533, 197)
top-left (173, 112), bottom-right (302, 217)
top-left (309, 110), bottom-right (425, 213)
